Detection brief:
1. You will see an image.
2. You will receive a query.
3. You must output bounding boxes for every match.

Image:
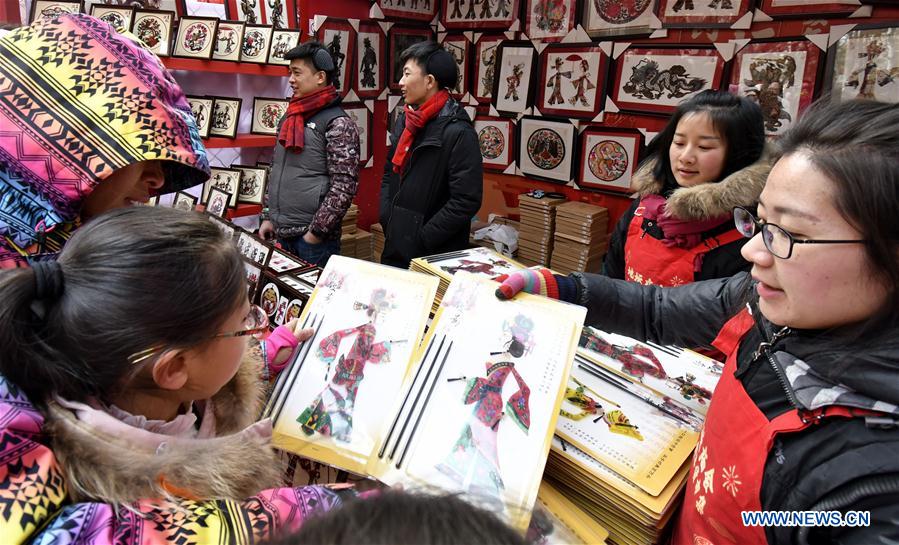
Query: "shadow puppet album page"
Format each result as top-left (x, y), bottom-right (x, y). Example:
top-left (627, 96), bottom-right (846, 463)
top-left (265, 255), bottom-right (438, 474)
top-left (369, 271), bottom-right (586, 531)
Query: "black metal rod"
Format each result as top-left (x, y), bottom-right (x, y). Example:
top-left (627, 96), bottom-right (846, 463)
top-left (378, 334), bottom-right (439, 459)
top-left (397, 340), bottom-right (453, 469)
top-left (388, 335), bottom-right (448, 461)
top-left (645, 340), bottom-right (682, 357)
top-left (576, 362), bottom-right (694, 427)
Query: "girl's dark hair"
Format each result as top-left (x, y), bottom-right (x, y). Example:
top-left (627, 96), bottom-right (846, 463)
top-left (775, 98), bottom-right (899, 330)
top-left (646, 90), bottom-right (765, 195)
top-left (0, 207), bottom-right (246, 404)
top-left (265, 490), bottom-right (528, 545)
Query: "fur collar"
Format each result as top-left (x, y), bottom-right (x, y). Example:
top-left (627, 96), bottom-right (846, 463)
top-left (46, 341), bottom-right (283, 503)
top-left (631, 146), bottom-right (774, 221)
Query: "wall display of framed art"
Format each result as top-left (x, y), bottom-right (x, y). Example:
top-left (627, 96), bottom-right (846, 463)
top-left (240, 24), bottom-right (273, 63)
top-left (388, 25), bottom-right (435, 91)
top-left (582, 0), bottom-right (656, 39)
top-left (278, 272), bottom-right (315, 297)
top-left (376, 0), bottom-right (438, 22)
top-left (237, 231), bottom-right (273, 266)
top-left (442, 34), bottom-right (471, 100)
top-left (251, 97), bottom-right (288, 135)
top-left (261, 0), bottom-right (296, 29)
top-left (610, 44), bottom-right (725, 115)
top-left (474, 116), bottom-right (515, 171)
top-left (536, 43), bottom-right (608, 120)
top-left (492, 41), bottom-right (537, 116)
top-left (30, 0), bottom-right (82, 23)
top-left (255, 272), bottom-right (308, 327)
top-left (172, 191), bottom-right (198, 211)
top-left (90, 4), bottom-right (134, 33)
top-left (472, 34), bottom-right (504, 104)
top-left (208, 214), bottom-right (236, 240)
top-left (517, 116), bottom-right (577, 184)
top-left (132, 9), bottom-right (175, 56)
top-left (756, 0), bottom-right (860, 19)
top-left (440, 0), bottom-right (520, 30)
top-left (205, 166), bottom-right (242, 208)
top-left (244, 260), bottom-right (263, 299)
top-left (728, 39), bottom-right (824, 137)
top-left (209, 97), bottom-right (242, 139)
top-left (268, 29), bottom-right (301, 65)
top-left (232, 164), bottom-right (268, 205)
top-left (577, 126), bottom-right (643, 193)
top-left (206, 186), bottom-right (230, 218)
top-left (186, 95), bottom-right (214, 138)
top-left (342, 103), bottom-right (373, 165)
top-left (178, 0), bottom-right (230, 19)
top-left (212, 20), bottom-right (245, 61)
top-left (355, 22), bottom-right (386, 99)
top-left (655, 0), bottom-right (752, 29)
top-left (825, 24), bottom-right (899, 104)
top-left (172, 16), bottom-right (218, 60)
top-left (266, 248), bottom-right (308, 273)
top-left (231, 0), bottom-right (263, 24)
top-left (523, 0), bottom-right (576, 42)
top-left (315, 19), bottom-right (357, 98)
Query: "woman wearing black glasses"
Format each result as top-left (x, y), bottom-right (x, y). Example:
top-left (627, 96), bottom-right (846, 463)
top-left (497, 98), bottom-right (899, 544)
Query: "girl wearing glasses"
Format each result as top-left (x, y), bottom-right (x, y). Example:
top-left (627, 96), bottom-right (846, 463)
top-left (604, 90), bottom-right (768, 288)
top-left (497, 98), bottom-right (899, 544)
top-left (0, 207), bottom-right (347, 544)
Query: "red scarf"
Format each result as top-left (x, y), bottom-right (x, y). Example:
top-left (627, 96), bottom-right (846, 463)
top-left (641, 194), bottom-right (731, 249)
top-left (278, 85), bottom-right (339, 153)
top-left (391, 89), bottom-right (450, 174)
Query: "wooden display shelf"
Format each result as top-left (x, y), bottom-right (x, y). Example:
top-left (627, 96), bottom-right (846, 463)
top-left (203, 134), bottom-right (276, 148)
top-left (162, 57), bottom-right (288, 77)
top-left (197, 203), bottom-right (262, 219)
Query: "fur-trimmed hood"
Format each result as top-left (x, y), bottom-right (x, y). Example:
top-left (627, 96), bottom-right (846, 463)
top-left (45, 342), bottom-right (283, 504)
top-left (631, 146), bottom-right (774, 221)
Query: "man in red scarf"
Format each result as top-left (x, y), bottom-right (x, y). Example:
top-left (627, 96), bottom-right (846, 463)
top-left (259, 41), bottom-right (360, 267)
top-left (379, 42), bottom-right (483, 269)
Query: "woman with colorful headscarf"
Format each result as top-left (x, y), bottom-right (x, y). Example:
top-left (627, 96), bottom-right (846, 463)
top-left (0, 13), bottom-right (210, 268)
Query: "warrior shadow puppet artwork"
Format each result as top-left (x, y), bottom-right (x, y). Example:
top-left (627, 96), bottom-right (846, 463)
top-left (298, 288), bottom-right (403, 442)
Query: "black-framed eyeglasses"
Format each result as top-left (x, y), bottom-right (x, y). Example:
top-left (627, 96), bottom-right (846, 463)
top-left (733, 206), bottom-right (867, 259)
top-left (128, 305), bottom-right (270, 365)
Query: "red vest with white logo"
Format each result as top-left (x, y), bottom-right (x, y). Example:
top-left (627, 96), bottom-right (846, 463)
top-left (623, 200), bottom-right (744, 287)
top-left (672, 310), bottom-right (878, 545)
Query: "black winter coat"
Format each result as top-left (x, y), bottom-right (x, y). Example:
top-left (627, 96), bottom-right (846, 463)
top-left (379, 99), bottom-right (483, 269)
top-left (573, 271), bottom-right (899, 545)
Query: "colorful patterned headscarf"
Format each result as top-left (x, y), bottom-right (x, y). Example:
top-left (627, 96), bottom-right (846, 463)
top-left (0, 13), bottom-right (210, 267)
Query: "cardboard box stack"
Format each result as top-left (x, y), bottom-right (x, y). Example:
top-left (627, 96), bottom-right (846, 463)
top-left (517, 193), bottom-right (567, 267)
top-left (371, 223), bottom-right (385, 263)
top-left (355, 229), bottom-right (373, 261)
top-left (550, 202), bottom-right (609, 274)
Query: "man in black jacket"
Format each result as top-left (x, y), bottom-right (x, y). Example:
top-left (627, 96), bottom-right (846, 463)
top-left (379, 41), bottom-right (482, 269)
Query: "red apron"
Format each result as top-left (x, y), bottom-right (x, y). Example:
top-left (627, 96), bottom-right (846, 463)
top-left (672, 311), bottom-right (874, 545)
top-left (623, 203), bottom-right (744, 287)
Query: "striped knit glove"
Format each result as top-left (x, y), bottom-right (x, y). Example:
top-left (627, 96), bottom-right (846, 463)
top-left (495, 268), bottom-right (579, 303)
